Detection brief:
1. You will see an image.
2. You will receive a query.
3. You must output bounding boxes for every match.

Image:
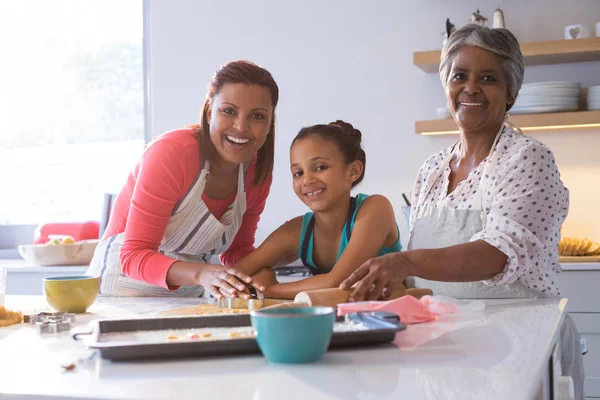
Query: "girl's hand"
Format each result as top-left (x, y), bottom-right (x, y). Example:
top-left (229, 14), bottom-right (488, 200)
top-left (340, 253), bottom-right (411, 302)
top-left (251, 267), bottom-right (277, 292)
top-left (197, 265), bottom-right (254, 299)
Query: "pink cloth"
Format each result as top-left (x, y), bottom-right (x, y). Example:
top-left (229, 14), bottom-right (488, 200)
top-left (337, 295), bottom-right (458, 324)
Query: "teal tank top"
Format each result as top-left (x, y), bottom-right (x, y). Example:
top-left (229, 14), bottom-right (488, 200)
top-left (298, 193), bottom-right (402, 275)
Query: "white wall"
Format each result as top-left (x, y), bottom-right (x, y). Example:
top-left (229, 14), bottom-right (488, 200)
top-left (147, 0), bottom-right (600, 246)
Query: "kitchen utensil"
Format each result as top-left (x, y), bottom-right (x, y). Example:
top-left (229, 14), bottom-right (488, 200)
top-left (293, 287), bottom-right (433, 308)
top-left (72, 310), bottom-right (406, 361)
top-left (251, 306), bottom-right (335, 363)
top-left (217, 286), bottom-right (281, 310)
top-left (43, 275), bottom-right (100, 313)
top-left (25, 311), bottom-right (75, 334)
top-left (218, 297), bottom-right (266, 310)
top-left (217, 286), bottom-right (433, 312)
top-left (218, 286), bottom-right (260, 309)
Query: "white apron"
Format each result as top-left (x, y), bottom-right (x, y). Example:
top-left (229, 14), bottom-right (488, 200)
top-left (87, 161), bottom-right (247, 297)
top-left (406, 124), bottom-right (585, 399)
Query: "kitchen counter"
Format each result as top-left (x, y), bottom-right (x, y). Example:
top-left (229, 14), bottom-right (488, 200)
top-left (0, 259), bottom-right (89, 295)
top-left (560, 262), bottom-right (600, 271)
top-left (0, 259), bottom-right (89, 273)
top-left (0, 260), bottom-right (309, 294)
top-left (2, 258), bottom-right (599, 296)
top-left (0, 295), bottom-right (567, 400)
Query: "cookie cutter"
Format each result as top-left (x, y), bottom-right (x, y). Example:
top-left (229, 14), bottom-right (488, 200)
top-left (24, 312), bottom-right (75, 334)
top-left (218, 286), bottom-right (265, 310)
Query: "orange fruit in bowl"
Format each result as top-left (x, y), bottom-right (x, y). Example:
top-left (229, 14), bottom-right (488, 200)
top-left (60, 236), bottom-right (75, 245)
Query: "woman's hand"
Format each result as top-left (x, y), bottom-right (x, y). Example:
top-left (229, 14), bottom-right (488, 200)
top-left (218, 267), bottom-right (275, 299)
top-left (197, 265), bottom-right (255, 299)
top-left (340, 253), bottom-right (412, 302)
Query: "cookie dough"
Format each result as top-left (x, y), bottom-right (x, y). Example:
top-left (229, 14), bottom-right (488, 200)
top-left (157, 304), bottom-right (249, 317)
top-left (0, 306), bottom-right (23, 327)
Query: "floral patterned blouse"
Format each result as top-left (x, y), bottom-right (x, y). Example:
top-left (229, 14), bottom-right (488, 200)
top-left (409, 127), bottom-right (569, 296)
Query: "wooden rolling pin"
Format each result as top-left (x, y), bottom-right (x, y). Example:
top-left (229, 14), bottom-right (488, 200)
top-left (292, 286), bottom-right (433, 308)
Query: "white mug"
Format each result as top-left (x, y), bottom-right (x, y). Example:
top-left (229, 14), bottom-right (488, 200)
top-left (564, 24), bottom-right (591, 39)
top-left (596, 21), bottom-right (600, 37)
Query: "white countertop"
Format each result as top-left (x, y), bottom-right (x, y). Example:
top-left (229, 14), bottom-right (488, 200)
top-left (0, 295), bottom-right (566, 400)
top-left (0, 259), bottom-right (89, 273)
top-left (560, 262), bottom-right (600, 271)
top-left (2, 257), bottom-right (599, 272)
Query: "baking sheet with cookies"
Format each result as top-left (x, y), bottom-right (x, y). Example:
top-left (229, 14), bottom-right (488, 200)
top-left (72, 312), bottom-right (406, 361)
top-left (558, 236), bottom-right (600, 262)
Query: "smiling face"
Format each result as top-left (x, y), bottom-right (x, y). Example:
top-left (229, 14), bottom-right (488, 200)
top-left (207, 83), bottom-right (274, 169)
top-left (290, 136), bottom-right (362, 213)
top-left (446, 46), bottom-right (512, 134)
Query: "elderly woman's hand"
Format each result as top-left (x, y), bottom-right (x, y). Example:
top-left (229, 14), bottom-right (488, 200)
top-left (340, 253), bottom-right (412, 302)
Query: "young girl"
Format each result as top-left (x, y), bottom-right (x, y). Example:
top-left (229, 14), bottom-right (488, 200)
top-left (231, 120), bottom-right (402, 299)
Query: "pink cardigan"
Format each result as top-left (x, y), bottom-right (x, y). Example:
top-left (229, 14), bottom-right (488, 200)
top-left (102, 128), bottom-right (272, 289)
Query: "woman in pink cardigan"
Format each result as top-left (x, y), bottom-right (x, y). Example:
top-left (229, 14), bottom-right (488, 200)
top-left (87, 61), bottom-right (278, 299)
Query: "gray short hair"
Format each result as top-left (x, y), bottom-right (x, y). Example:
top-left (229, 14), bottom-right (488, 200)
top-left (440, 24), bottom-right (524, 104)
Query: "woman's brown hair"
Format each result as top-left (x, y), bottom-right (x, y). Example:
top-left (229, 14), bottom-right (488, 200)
top-left (194, 60), bottom-right (279, 186)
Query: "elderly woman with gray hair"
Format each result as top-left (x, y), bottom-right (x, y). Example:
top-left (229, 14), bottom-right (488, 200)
top-left (341, 24), bottom-right (585, 397)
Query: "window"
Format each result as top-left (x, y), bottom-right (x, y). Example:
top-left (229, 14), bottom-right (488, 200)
top-left (0, 0), bottom-right (145, 227)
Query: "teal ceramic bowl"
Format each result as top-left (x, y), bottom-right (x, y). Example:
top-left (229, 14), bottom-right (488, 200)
top-left (250, 306), bottom-right (335, 364)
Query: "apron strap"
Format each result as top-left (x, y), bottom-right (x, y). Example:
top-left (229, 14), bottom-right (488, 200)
top-left (416, 123), bottom-right (508, 220)
top-left (344, 196), bottom-right (358, 241)
top-left (300, 195), bottom-right (358, 274)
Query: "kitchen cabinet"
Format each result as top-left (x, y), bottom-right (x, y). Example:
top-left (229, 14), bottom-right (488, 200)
top-left (557, 264), bottom-right (600, 399)
top-left (2, 261), bottom-right (88, 295)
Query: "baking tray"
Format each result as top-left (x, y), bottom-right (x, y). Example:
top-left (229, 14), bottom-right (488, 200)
top-left (72, 311), bottom-right (406, 361)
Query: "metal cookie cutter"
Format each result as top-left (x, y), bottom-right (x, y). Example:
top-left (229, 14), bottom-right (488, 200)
top-left (24, 312), bottom-right (76, 334)
top-left (218, 286), bottom-right (265, 310)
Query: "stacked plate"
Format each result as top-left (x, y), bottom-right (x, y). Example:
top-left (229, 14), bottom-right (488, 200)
top-left (511, 81), bottom-right (581, 115)
top-left (587, 85), bottom-right (600, 111)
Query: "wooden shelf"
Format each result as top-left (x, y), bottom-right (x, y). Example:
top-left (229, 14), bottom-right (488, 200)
top-left (415, 110), bottom-right (600, 135)
top-left (414, 37), bottom-right (600, 73)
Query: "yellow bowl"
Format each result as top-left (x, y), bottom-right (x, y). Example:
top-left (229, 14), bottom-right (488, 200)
top-left (43, 276), bottom-right (100, 313)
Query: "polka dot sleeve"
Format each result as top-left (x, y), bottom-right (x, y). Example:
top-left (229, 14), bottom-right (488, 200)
top-left (470, 142), bottom-right (569, 296)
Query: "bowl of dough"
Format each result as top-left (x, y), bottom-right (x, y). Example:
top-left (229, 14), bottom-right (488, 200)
top-left (18, 235), bottom-right (99, 266)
